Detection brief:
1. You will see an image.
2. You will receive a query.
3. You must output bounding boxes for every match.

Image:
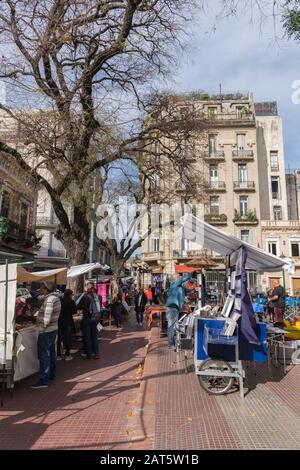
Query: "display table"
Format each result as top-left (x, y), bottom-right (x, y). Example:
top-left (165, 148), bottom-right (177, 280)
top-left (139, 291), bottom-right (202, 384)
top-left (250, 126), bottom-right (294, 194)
top-left (14, 325), bottom-right (39, 382)
top-left (146, 305), bottom-right (166, 332)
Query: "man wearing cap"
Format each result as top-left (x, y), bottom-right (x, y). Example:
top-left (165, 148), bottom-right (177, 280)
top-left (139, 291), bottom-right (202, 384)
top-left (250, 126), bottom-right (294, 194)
top-left (31, 281), bottom-right (61, 389)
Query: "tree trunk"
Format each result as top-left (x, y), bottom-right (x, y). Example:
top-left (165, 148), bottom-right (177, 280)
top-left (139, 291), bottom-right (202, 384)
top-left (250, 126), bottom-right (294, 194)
top-left (58, 228), bottom-right (90, 293)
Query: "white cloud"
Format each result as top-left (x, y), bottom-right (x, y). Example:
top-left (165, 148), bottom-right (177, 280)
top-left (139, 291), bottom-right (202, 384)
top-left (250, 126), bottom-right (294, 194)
top-left (173, 2), bottom-right (300, 167)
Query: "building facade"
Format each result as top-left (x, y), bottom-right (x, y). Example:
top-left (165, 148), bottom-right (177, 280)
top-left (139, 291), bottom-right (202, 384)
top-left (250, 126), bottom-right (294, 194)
top-left (0, 152), bottom-right (38, 261)
top-left (261, 220), bottom-right (300, 295)
top-left (141, 92), bottom-right (295, 293)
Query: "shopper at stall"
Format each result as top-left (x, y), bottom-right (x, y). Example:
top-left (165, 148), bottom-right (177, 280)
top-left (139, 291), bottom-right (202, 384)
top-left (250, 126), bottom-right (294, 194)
top-left (165, 273), bottom-right (197, 350)
top-left (135, 287), bottom-right (148, 326)
top-left (110, 275), bottom-right (123, 329)
top-left (31, 281), bottom-right (61, 389)
top-left (57, 289), bottom-right (77, 361)
top-left (77, 283), bottom-right (100, 359)
top-left (268, 280), bottom-right (286, 327)
top-left (145, 285), bottom-right (153, 305)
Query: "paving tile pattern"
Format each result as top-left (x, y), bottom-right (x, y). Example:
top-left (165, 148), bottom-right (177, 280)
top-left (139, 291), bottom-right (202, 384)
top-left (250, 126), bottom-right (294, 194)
top-left (0, 311), bottom-right (149, 450)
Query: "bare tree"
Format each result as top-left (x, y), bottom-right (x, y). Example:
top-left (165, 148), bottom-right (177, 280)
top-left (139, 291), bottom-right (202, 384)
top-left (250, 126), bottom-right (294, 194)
top-left (0, 0), bottom-right (211, 266)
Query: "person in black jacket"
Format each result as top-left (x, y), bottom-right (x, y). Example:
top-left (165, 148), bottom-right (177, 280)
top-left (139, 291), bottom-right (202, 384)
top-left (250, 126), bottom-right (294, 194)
top-left (57, 289), bottom-right (77, 361)
top-left (135, 287), bottom-right (148, 326)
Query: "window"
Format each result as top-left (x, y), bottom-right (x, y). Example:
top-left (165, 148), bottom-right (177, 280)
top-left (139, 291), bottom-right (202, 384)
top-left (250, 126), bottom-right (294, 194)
top-left (271, 176), bottom-right (280, 199)
top-left (238, 164), bottom-right (247, 182)
top-left (0, 190), bottom-right (10, 218)
top-left (273, 206), bottom-right (282, 221)
top-left (210, 196), bottom-right (219, 215)
top-left (208, 107), bottom-right (217, 117)
top-left (152, 235), bottom-right (160, 252)
top-left (208, 134), bottom-right (217, 155)
top-left (237, 133), bottom-right (246, 151)
top-left (240, 230), bottom-right (250, 243)
top-left (19, 203), bottom-right (28, 232)
top-left (291, 242), bottom-right (300, 257)
top-left (210, 165), bottom-right (218, 183)
top-left (239, 196), bottom-right (248, 216)
top-left (270, 151), bottom-right (279, 170)
top-left (268, 241), bottom-right (278, 256)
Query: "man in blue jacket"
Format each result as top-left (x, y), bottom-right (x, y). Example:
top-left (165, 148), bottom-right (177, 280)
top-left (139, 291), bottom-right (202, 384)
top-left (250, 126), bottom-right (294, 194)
top-left (165, 273), bottom-right (197, 349)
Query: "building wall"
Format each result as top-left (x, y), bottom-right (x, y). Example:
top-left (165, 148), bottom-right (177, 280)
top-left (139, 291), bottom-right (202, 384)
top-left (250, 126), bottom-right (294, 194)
top-left (261, 220), bottom-right (300, 295)
top-left (256, 116), bottom-right (288, 221)
top-left (286, 171), bottom-right (300, 220)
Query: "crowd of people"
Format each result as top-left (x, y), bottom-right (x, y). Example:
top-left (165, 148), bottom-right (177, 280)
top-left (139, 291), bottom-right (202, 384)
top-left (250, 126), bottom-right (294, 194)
top-left (28, 279), bottom-right (167, 389)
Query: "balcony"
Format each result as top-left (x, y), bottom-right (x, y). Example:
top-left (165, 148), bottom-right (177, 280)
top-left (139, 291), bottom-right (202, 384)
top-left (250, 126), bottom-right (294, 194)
top-left (270, 165), bottom-right (279, 172)
top-left (36, 216), bottom-right (59, 227)
top-left (208, 181), bottom-right (226, 191)
top-left (173, 249), bottom-right (210, 259)
top-left (204, 214), bottom-right (228, 226)
top-left (233, 181), bottom-right (255, 191)
top-left (0, 216), bottom-right (37, 247)
top-left (232, 149), bottom-right (254, 160)
top-left (261, 220), bottom-right (300, 229)
top-left (141, 251), bottom-right (165, 262)
top-left (233, 209), bottom-right (259, 225)
top-left (48, 249), bottom-right (66, 258)
top-left (203, 150), bottom-right (225, 161)
top-left (207, 112), bottom-right (255, 123)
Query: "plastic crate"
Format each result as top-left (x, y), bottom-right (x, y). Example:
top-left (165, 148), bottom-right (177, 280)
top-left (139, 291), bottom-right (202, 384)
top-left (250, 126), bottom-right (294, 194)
top-left (203, 325), bottom-right (238, 356)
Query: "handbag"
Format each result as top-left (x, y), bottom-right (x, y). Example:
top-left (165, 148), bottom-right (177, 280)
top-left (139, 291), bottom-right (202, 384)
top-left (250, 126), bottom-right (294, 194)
top-left (89, 295), bottom-right (102, 322)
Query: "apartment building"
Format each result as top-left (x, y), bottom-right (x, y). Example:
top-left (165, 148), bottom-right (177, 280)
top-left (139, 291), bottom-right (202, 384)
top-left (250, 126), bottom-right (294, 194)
top-left (0, 152), bottom-right (38, 261)
top-left (141, 92), bottom-right (292, 292)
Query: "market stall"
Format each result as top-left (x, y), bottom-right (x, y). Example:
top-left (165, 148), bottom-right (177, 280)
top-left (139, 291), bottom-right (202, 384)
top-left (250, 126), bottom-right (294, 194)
top-left (181, 214), bottom-right (291, 397)
top-left (0, 263), bottom-right (68, 404)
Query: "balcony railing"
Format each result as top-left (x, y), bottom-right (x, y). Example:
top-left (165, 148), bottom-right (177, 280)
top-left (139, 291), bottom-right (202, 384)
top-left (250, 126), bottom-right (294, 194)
top-left (204, 214), bottom-right (228, 225)
top-left (233, 181), bottom-right (255, 190)
top-left (36, 216), bottom-right (59, 226)
top-left (208, 181), bottom-right (226, 191)
top-left (233, 209), bottom-right (259, 225)
top-left (141, 251), bottom-right (164, 261)
top-left (207, 112), bottom-right (255, 123)
top-left (270, 165), bottom-right (279, 171)
top-left (232, 149), bottom-right (254, 159)
top-left (173, 249), bottom-right (210, 259)
top-left (48, 249), bottom-right (66, 258)
top-left (272, 192), bottom-right (280, 200)
top-left (0, 216), bottom-right (36, 245)
top-left (204, 150), bottom-right (225, 160)
top-left (261, 220), bottom-right (300, 228)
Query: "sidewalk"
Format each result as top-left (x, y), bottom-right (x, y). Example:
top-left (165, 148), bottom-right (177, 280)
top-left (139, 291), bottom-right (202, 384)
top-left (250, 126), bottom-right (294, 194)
top-left (0, 311), bottom-right (149, 450)
top-left (130, 324), bottom-right (300, 450)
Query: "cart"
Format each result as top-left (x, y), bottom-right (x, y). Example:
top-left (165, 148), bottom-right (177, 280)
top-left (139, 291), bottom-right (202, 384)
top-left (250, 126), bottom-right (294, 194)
top-left (181, 213), bottom-right (286, 398)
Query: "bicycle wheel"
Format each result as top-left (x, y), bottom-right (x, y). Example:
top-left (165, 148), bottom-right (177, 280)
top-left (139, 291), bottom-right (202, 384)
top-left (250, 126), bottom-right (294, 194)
top-left (198, 358), bottom-right (234, 395)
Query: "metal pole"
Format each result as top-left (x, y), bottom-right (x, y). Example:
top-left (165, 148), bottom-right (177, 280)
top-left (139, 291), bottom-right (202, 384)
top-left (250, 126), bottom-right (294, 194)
top-left (1, 259), bottom-right (8, 407)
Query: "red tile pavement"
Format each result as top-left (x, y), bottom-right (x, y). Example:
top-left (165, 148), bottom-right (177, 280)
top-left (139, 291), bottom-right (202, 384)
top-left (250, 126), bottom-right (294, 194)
top-left (130, 323), bottom-right (300, 450)
top-left (0, 311), bottom-right (149, 450)
top-left (130, 325), bottom-right (241, 450)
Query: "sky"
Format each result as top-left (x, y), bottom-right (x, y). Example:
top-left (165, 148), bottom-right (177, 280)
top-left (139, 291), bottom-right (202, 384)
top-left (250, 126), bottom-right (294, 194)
top-left (171, 1), bottom-right (300, 168)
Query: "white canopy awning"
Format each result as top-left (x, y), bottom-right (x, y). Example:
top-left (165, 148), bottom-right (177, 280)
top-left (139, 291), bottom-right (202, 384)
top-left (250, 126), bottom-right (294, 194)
top-left (181, 214), bottom-right (289, 273)
top-left (67, 263), bottom-right (105, 279)
top-left (17, 266), bottom-right (68, 284)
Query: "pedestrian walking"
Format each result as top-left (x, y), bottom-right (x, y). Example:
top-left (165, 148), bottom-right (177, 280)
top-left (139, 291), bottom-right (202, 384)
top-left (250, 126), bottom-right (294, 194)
top-left (110, 275), bottom-right (123, 329)
top-left (145, 285), bottom-right (153, 305)
top-left (57, 289), bottom-right (77, 361)
top-left (77, 283), bottom-right (100, 359)
top-left (31, 281), bottom-right (61, 389)
top-left (135, 287), bottom-right (147, 326)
